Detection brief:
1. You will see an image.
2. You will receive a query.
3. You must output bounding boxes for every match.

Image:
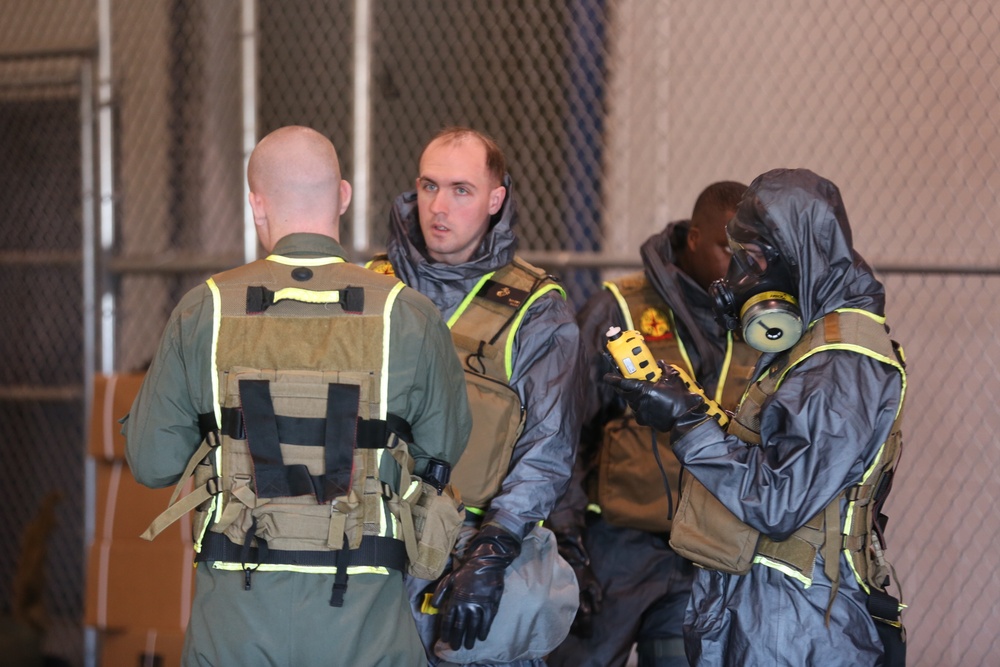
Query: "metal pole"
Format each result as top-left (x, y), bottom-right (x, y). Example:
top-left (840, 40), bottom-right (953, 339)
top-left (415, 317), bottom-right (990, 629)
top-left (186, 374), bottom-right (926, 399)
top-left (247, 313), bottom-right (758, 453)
top-left (241, 0), bottom-right (258, 263)
top-left (81, 59), bottom-right (96, 412)
top-left (97, 0), bottom-right (114, 374)
top-left (352, 0), bottom-right (372, 256)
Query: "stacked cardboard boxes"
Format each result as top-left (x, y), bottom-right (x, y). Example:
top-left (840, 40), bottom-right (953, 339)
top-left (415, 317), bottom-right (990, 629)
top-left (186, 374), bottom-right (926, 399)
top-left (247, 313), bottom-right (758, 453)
top-left (86, 373), bottom-right (195, 667)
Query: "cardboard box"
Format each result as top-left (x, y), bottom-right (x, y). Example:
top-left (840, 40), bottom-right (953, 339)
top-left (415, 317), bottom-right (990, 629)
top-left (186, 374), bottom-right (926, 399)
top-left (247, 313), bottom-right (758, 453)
top-left (99, 627), bottom-right (186, 667)
top-left (93, 459), bottom-right (193, 543)
top-left (89, 373), bottom-right (146, 461)
top-left (85, 538), bottom-right (195, 632)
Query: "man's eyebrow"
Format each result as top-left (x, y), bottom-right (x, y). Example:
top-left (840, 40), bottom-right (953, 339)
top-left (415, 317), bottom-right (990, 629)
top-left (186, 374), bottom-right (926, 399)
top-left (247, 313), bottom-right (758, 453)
top-left (418, 175), bottom-right (476, 190)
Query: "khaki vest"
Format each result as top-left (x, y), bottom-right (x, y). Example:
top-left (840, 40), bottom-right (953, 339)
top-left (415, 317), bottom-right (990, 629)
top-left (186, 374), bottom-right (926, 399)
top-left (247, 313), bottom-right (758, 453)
top-left (367, 255), bottom-right (565, 511)
top-left (669, 309), bottom-right (906, 623)
top-left (593, 273), bottom-right (758, 532)
top-left (142, 255), bottom-right (462, 591)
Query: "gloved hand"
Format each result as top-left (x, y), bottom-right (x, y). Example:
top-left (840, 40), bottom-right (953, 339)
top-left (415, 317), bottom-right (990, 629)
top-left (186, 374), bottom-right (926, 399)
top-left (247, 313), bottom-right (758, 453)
top-left (431, 523), bottom-right (522, 651)
top-left (554, 527), bottom-right (603, 638)
top-left (604, 363), bottom-right (707, 433)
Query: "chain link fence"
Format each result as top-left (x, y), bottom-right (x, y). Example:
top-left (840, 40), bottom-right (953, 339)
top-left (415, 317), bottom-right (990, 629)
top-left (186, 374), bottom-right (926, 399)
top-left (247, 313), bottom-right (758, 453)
top-left (1, 1), bottom-right (998, 665)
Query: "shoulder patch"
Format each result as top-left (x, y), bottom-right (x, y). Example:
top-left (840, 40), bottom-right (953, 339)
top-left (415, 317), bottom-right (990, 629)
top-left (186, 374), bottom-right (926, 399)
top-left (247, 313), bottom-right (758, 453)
top-left (478, 279), bottom-right (529, 309)
top-left (639, 307), bottom-right (673, 341)
top-left (369, 260), bottom-right (395, 277)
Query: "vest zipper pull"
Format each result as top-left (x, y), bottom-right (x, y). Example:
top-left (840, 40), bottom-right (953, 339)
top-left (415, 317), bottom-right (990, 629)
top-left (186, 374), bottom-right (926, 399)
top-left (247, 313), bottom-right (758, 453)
top-left (244, 568), bottom-right (253, 591)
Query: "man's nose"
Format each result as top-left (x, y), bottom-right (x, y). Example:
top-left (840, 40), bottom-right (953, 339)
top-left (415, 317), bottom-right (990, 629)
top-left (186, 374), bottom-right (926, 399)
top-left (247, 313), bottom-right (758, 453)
top-left (428, 191), bottom-right (448, 215)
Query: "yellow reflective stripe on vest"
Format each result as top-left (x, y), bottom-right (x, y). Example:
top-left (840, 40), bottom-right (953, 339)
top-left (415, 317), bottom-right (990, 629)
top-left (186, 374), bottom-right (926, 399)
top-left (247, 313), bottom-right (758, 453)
top-left (264, 254), bottom-right (347, 266)
top-left (843, 438), bottom-right (891, 595)
top-left (603, 281), bottom-right (635, 330)
top-left (603, 280), bottom-right (696, 380)
top-left (446, 272), bottom-right (497, 329)
top-left (753, 555), bottom-right (813, 587)
top-left (381, 282), bottom-right (405, 420)
top-left (210, 562), bottom-right (389, 576)
top-left (667, 309), bottom-right (696, 380)
top-left (206, 277), bottom-right (224, 530)
top-left (714, 331), bottom-right (736, 405)
top-left (504, 283), bottom-right (566, 380)
top-left (774, 309), bottom-right (906, 419)
top-left (754, 309), bottom-right (906, 587)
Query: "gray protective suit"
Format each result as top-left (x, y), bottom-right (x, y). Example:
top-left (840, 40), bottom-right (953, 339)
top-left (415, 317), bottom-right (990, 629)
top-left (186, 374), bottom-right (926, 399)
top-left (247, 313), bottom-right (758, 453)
top-left (672, 169), bottom-right (906, 666)
top-left (385, 177), bottom-right (582, 666)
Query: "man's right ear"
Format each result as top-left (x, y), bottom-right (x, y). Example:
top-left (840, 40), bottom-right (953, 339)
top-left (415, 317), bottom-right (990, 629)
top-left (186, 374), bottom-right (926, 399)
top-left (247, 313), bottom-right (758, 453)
top-left (248, 191), bottom-right (266, 227)
top-left (686, 225), bottom-right (701, 252)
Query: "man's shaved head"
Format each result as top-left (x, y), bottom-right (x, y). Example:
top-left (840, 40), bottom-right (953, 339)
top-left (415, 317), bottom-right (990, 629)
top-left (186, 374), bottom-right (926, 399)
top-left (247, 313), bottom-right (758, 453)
top-left (247, 126), bottom-right (351, 250)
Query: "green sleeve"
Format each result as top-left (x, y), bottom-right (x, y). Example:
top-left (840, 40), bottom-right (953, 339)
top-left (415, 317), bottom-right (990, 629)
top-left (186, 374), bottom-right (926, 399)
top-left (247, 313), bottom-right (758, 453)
top-left (386, 289), bottom-right (471, 476)
top-left (124, 284), bottom-right (216, 488)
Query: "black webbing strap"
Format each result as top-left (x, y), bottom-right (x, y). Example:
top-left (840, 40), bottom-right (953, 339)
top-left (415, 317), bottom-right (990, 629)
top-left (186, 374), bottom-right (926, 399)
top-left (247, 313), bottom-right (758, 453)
top-left (322, 383), bottom-right (358, 502)
top-left (239, 380), bottom-right (315, 499)
top-left (330, 533), bottom-right (350, 607)
top-left (238, 380), bottom-right (359, 503)
top-left (221, 407), bottom-right (413, 450)
top-left (196, 531), bottom-right (407, 571)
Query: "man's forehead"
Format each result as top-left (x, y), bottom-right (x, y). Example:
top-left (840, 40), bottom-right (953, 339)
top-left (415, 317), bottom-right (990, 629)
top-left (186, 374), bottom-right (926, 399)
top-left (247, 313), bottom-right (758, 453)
top-left (419, 137), bottom-right (489, 179)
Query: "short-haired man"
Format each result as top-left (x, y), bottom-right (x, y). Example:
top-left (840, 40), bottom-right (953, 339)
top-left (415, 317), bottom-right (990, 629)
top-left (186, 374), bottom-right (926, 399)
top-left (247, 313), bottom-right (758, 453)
top-left (125, 125), bottom-right (471, 666)
top-left (370, 127), bottom-right (582, 666)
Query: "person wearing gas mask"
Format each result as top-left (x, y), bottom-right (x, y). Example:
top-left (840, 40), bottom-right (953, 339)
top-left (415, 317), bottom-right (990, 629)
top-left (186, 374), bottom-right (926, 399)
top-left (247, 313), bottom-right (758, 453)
top-left (546, 181), bottom-right (757, 667)
top-left (607, 168), bottom-right (907, 666)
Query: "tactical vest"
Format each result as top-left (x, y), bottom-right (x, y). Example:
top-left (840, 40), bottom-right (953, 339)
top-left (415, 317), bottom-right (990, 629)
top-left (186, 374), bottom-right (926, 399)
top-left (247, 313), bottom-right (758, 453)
top-left (592, 274), bottom-right (758, 532)
top-left (142, 255), bottom-right (453, 604)
top-left (367, 255), bottom-right (564, 511)
top-left (670, 309), bottom-right (906, 625)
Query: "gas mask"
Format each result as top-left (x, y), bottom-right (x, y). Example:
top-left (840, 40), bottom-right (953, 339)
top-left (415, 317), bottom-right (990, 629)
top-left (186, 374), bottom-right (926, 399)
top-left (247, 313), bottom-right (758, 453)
top-left (709, 228), bottom-right (803, 353)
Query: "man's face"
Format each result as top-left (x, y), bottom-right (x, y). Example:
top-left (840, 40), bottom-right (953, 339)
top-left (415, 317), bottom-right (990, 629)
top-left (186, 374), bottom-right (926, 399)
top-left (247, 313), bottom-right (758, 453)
top-left (686, 208), bottom-right (736, 291)
top-left (416, 137), bottom-right (506, 265)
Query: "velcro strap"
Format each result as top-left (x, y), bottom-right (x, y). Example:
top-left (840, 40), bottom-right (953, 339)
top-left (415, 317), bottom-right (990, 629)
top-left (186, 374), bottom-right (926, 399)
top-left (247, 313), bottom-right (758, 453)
top-left (756, 534), bottom-right (818, 579)
top-left (196, 531), bottom-right (406, 571)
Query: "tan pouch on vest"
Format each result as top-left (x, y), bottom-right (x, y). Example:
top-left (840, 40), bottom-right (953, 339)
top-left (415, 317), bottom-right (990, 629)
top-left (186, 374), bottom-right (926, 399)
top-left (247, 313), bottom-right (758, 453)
top-left (669, 469), bottom-right (760, 574)
top-left (402, 480), bottom-right (465, 580)
top-left (448, 371), bottom-right (525, 509)
top-left (597, 418), bottom-right (679, 532)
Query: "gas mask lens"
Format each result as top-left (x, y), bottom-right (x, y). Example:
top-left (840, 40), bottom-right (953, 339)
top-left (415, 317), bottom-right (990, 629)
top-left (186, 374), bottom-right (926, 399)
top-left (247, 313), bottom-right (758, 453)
top-left (729, 238), bottom-right (774, 277)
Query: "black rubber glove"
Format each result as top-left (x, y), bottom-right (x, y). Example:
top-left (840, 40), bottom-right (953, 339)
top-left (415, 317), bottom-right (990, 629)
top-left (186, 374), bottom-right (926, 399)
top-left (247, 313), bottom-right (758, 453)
top-left (604, 364), bottom-right (707, 433)
top-left (554, 528), bottom-right (603, 638)
top-left (431, 523), bottom-right (522, 651)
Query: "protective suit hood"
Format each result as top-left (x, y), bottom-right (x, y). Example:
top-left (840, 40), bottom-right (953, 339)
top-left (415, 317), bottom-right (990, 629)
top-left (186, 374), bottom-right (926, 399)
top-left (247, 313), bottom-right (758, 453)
top-left (733, 168), bottom-right (885, 328)
top-left (641, 220), bottom-right (727, 376)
